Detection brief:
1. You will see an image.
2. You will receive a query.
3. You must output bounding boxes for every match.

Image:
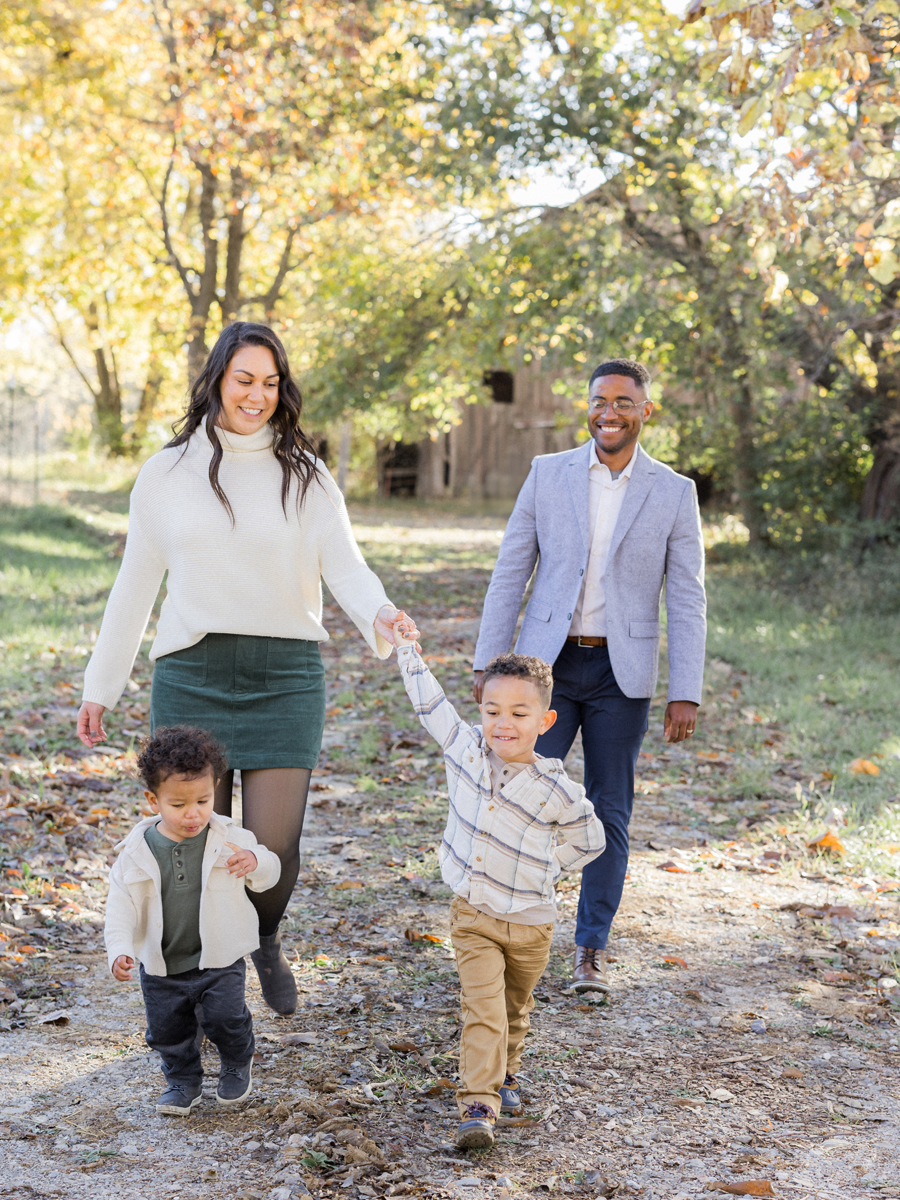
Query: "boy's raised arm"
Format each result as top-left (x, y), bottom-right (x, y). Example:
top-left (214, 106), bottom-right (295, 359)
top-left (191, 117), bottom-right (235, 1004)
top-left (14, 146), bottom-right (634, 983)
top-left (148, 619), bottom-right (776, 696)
top-left (392, 617), bottom-right (472, 753)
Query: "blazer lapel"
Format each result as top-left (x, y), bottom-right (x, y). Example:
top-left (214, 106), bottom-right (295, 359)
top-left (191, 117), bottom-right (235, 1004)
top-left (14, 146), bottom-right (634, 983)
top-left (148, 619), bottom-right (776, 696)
top-left (566, 441), bottom-right (593, 555)
top-left (606, 444), bottom-right (657, 562)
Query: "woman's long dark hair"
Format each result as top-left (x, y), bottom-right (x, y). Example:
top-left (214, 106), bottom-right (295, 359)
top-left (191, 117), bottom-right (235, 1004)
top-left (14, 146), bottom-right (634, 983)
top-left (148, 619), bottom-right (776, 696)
top-left (166, 322), bottom-right (318, 519)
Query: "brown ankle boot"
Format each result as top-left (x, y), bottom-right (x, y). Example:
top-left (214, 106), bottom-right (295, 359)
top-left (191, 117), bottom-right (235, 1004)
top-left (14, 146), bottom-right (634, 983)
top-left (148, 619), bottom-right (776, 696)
top-left (571, 945), bottom-right (611, 993)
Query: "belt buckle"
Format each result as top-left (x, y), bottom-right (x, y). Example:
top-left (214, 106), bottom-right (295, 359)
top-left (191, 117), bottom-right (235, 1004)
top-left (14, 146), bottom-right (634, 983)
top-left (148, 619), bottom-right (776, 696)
top-left (577, 636), bottom-right (591, 648)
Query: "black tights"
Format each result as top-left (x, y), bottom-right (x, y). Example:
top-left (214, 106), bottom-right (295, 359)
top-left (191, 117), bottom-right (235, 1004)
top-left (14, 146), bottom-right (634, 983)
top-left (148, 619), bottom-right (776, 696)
top-left (214, 768), bottom-right (311, 938)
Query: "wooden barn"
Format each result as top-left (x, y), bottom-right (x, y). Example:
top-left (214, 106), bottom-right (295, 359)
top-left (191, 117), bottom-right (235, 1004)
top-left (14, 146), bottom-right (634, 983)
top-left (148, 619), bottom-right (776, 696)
top-left (377, 364), bottom-right (582, 500)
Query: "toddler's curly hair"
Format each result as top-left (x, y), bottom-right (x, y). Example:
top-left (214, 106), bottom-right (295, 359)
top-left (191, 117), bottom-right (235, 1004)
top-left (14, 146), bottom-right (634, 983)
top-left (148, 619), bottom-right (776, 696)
top-left (481, 653), bottom-right (553, 709)
top-left (136, 725), bottom-right (228, 792)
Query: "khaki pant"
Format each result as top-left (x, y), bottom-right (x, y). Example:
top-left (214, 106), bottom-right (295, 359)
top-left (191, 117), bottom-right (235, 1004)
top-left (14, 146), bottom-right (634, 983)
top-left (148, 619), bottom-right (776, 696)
top-left (449, 895), bottom-right (553, 1116)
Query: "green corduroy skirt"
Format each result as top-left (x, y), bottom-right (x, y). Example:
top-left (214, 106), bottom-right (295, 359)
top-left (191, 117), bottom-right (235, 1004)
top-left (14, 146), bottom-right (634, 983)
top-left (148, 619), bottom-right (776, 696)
top-left (149, 633), bottom-right (326, 770)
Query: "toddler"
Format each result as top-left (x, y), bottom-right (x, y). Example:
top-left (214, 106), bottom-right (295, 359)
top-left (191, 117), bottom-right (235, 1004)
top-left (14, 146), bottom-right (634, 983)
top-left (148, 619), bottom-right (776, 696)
top-left (105, 725), bottom-right (280, 1115)
top-left (393, 618), bottom-right (605, 1149)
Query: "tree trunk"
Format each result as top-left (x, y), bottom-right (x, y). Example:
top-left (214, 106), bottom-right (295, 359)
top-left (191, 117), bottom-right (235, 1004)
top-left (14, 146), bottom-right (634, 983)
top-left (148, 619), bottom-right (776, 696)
top-left (729, 375), bottom-right (768, 547)
top-left (85, 302), bottom-right (125, 455)
top-left (860, 418), bottom-right (900, 525)
top-left (130, 343), bottom-right (164, 456)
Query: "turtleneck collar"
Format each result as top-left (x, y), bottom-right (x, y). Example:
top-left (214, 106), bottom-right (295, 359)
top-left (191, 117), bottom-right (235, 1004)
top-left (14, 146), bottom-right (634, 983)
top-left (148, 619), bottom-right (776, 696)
top-left (212, 423), bottom-right (276, 454)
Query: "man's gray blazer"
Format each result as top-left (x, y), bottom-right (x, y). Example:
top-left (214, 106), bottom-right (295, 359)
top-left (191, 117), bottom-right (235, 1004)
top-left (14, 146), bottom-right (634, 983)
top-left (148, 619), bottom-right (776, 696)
top-left (473, 441), bottom-right (707, 703)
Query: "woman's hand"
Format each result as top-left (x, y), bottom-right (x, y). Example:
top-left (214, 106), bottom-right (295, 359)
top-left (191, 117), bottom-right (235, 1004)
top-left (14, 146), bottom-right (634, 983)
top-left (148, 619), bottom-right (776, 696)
top-left (77, 702), bottom-right (108, 749)
top-left (374, 603), bottom-right (403, 644)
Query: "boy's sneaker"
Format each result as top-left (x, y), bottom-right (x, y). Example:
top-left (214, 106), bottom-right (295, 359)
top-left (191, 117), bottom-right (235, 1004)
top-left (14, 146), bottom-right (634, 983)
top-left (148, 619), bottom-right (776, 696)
top-left (156, 1082), bottom-right (202, 1116)
top-left (216, 1061), bottom-right (253, 1106)
top-left (499, 1073), bottom-right (522, 1113)
top-left (456, 1102), bottom-right (496, 1149)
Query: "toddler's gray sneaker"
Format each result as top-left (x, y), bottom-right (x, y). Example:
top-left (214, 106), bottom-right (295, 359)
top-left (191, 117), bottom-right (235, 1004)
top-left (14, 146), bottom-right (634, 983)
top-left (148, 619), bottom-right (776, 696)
top-left (156, 1082), bottom-right (202, 1116)
top-left (216, 1061), bottom-right (253, 1106)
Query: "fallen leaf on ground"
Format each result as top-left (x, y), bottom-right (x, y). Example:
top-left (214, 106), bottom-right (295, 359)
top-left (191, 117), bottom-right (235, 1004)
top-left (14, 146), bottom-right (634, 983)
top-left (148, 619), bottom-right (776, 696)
top-left (277, 1033), bottom-right (319, 1046)
top-left (35, 1010), bottom-right (70, 1026)
top-left (849, 758), bottom-right (880, 776)
top-left (498, 1116), bottom-right (543, 1127)
top-left (672, 1097), bottom-right (705, 1107)
top-left (660, 955), bottom-right (688, 968)
top-left (657, 861), bottom-right (690, 873)
top-left (388, 1041), bottom-right (419, 1053)
top-left (706, 1182), bottom-right (775, 1196)
top-left (781, 1067), bottom-right (803, 1079)
top-left (335, 879), bottom-right (364, 889)
top-left (709, 1087), bottom-right (736, 1102)
top-left (807, 830), bottom-right (845, 856)
top-left (423, 1078), bottom-right (456, 1096)
top-left (404, 928), bottom-right (443, 943)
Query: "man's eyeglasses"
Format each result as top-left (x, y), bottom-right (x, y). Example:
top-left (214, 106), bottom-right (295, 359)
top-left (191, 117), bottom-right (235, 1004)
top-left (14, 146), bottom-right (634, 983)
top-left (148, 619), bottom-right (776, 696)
top-left (588, 397), bottom-right (643, 414)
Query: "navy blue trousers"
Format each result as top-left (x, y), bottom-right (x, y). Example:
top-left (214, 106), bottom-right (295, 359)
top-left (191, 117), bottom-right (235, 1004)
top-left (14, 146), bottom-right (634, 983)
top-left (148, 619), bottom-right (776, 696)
top-left (140, 960), bottom-right (254, 1086)
top-left (535, 642), bottom-right (650, 949)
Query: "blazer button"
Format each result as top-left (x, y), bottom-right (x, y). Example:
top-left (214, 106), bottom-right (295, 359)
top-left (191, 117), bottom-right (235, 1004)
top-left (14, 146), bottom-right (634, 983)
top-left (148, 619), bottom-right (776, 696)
top-left (579, 569), bottom-right (584, 576)
top-left (567, 613), bottom-right (573, 620)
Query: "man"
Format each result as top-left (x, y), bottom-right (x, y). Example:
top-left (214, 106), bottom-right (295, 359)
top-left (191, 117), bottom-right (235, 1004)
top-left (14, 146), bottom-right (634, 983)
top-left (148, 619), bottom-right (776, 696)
top-left (472, 359), bottom-right (706, 992)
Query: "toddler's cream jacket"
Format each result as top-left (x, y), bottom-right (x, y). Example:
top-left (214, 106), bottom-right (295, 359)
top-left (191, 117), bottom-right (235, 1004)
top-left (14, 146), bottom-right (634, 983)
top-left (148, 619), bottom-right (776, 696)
top-left (104, 812), bottom-right (280, 976)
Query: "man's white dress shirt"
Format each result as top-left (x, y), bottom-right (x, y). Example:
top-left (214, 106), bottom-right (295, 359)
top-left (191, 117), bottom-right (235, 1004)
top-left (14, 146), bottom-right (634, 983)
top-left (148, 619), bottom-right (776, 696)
top-left (569, 445), bottom-right (637, 638)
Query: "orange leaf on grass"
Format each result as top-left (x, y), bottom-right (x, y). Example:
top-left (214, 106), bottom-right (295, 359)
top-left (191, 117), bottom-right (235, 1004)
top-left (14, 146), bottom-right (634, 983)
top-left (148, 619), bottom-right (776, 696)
top-left (807, 830), bottom-right (845, 856)
top-left (404, 928), bottom-right (443, 944)
top-left (849, 758), bottom-right (880, 776)
top-left (658, 861), bottom-right (690, 873)
top-left (661, 956), bottom-right (688, 968)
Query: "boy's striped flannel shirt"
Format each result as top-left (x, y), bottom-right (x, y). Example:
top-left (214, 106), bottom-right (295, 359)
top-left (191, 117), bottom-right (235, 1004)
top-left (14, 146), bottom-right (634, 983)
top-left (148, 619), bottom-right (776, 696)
top-left (396, 644), bottom-right (605, 916)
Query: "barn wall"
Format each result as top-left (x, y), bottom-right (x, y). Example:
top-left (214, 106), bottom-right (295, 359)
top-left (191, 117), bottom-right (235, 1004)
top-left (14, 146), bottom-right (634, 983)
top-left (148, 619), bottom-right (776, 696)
top-left (417, 365), bottom-right (581, 499)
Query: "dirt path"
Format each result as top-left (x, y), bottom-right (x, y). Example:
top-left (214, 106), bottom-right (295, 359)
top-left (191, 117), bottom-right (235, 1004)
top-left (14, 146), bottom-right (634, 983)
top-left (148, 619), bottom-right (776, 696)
top-left (1, 511), bottom-right (899, 1200)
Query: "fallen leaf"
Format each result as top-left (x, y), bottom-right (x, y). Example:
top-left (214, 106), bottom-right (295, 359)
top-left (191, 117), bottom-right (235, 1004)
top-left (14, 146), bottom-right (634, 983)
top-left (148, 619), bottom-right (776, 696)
top-left (807, 830), bottom-right (845, 856)
top-left (388, 1041), bottom-right (419, 1053)
top-left (709, 1087), bottom-right (736, 1102)
top-left (672, 1097), bottom-right (705, 1107)
top-left (403, 928), bottom-right (443, 944)
top-left (661, 955), bottom-right (688, 969)
top-left (781, 1067), bottom-right (803, 1079)
top-left (35, 1010), bottom-right (70, 1026)
top-left (277, 1033), bottom-right (319, 1046)
top-left (658, 861), bottom-right (691, 873)
top-left (497, 1115), bottom-right (543, 1127)
top-left (706, 1182), bottom-right (775, 1196)
top-left (824, 905), bottom-right (858, 919)
top-left (334, 880), bottom-right (364, 890)
top-left (849, 758), bottom-right (879, 776)
top-left (423, 1078), bottom-right (456, 1096)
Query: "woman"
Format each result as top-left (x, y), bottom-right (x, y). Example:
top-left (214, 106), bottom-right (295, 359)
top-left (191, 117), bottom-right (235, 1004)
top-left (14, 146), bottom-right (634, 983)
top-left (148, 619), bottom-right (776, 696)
top-left (78, 321), bottom-right (401, 1014)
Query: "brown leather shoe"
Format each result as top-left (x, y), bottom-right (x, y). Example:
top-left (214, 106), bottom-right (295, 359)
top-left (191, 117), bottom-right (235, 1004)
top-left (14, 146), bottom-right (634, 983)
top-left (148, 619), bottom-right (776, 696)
top-left (571, 945), bottom-right (611, 993)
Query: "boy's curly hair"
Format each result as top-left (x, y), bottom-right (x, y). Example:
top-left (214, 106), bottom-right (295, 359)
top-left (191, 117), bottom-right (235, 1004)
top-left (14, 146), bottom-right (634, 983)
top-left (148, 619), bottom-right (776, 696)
top-left (136, 725), bottom-right (228, 792)
top-left (481, 653), bottom-right (553, 709)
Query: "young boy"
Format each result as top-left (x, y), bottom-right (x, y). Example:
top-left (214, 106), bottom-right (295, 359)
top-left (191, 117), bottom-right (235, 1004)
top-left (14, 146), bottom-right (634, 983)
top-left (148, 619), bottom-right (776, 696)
top-left (105, 725), bottom-right (281, 1116)
top-left (392, 619), bottom-right (605, 1150)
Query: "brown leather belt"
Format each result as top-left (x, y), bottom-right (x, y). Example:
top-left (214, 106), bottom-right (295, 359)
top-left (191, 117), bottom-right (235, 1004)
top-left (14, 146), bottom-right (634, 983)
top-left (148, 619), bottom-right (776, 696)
top-left (566, 635), bottom-right (607, 647)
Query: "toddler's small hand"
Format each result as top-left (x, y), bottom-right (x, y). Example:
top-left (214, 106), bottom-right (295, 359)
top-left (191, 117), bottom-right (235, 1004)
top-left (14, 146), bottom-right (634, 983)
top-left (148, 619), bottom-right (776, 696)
top-left (225, 843), bottom-right (258, 878)
top-left (113, 955), bottom-right (135, 982)
top-left (391, 612), bottom-right (421, 648)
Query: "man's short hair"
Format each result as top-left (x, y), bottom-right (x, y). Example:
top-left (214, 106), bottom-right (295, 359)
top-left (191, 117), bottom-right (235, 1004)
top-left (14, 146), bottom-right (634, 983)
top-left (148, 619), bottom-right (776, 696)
top-left (136, 725), bottom-right (228, 792)
top-left (589, 358), bottom-right (652, 396)
top-left (481, 653), bottom-right (553, 709)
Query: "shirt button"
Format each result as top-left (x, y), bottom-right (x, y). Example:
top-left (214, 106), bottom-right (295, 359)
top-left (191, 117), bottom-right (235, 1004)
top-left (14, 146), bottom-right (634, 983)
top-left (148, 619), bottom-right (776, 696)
top-left (177, 874), bottom-right (185, 881)
top-left (476, 856), bottom-right (482, 862)
top-left (488, 805), bottom-right (495, 811)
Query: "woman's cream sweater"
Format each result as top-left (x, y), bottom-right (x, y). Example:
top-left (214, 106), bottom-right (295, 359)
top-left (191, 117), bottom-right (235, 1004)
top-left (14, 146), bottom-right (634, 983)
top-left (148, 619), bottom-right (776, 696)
top-left (83, 424), bottom-right (392, 710)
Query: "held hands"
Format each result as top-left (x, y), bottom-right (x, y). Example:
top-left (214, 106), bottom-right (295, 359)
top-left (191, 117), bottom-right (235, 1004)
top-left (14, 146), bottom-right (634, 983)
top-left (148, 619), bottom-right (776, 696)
top-left (77, 701), bottom-right (108, 749)
top-left (112, 954), bottom-right (135, 982)
top-left (664, 701), bottom-right (698, 743)
top-left (391, 613), bottom-right (421, 650)
top-left (225, 843), bottom-right (258, 878)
